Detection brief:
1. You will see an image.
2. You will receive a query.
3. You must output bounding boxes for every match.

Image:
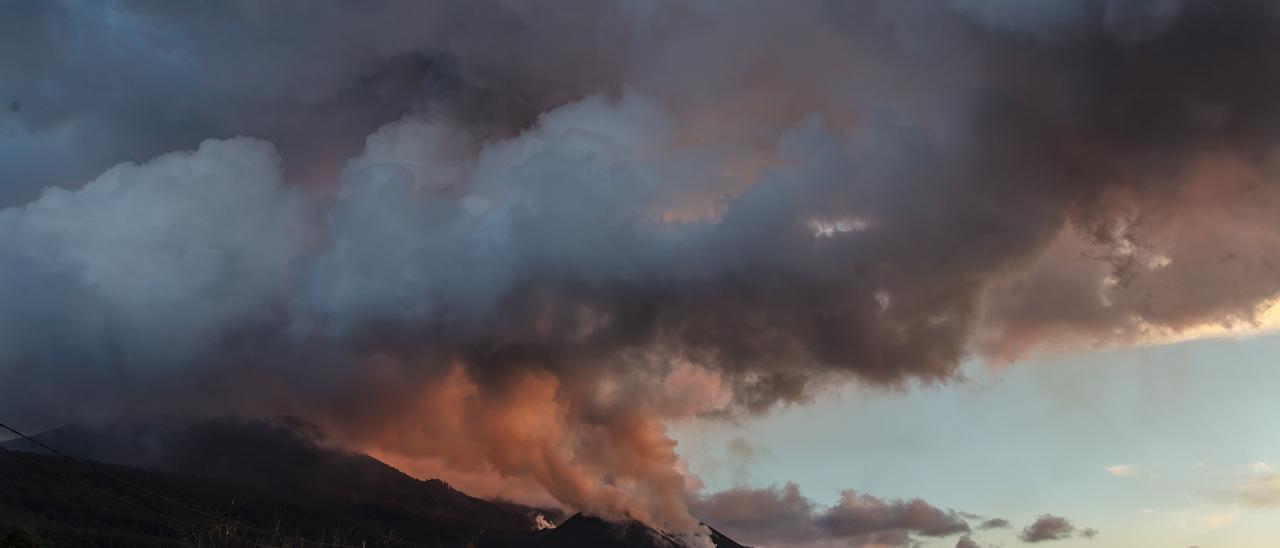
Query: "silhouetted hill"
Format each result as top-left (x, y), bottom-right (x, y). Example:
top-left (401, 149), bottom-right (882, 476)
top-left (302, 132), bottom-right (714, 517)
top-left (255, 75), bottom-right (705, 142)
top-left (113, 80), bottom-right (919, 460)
top-left (0, 417), bottom-right (747, 548)
top-left (4, 417), bottom-right (505, 511)
top-left (0, 417), bottom-right (549, 547)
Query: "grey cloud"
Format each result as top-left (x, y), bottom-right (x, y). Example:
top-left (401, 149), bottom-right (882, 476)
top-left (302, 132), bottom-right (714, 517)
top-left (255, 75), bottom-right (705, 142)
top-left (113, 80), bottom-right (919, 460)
top-left (817, 491), bottom-right (971, 538)
top-left (690, 482), bottom-right (970, 547)
top-left (1019, 514), bottom-right (1092, 543)
top-left (8, 1), bottom-right (1280, 393)
top-left (689, 483), bottom-right (818, 544)
top-left (949, 0), bottom-right (1189, 42)
top-left (0, 138), bottom-right (315, 371)
top-left (0, 0), bottom-right (628, 203)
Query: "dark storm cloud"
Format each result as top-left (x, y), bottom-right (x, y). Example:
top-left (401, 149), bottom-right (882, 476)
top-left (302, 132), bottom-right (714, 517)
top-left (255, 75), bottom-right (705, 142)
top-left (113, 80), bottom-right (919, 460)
top-left (3, 0), bottom-right (1280, 531)
top-left (0, 0), bottom-right (630, 202)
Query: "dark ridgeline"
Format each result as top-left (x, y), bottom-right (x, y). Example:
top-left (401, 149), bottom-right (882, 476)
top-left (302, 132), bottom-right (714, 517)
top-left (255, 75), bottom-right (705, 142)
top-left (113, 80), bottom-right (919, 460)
top-left (0, 418), bottom-right (746, 548)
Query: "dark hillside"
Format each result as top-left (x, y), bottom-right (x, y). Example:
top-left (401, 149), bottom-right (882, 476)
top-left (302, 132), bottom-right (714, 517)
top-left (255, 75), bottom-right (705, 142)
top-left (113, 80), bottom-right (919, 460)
top-left (0, 447), bottom-right (532, 547)
top-left (0, 418), bottom-right (747, 548)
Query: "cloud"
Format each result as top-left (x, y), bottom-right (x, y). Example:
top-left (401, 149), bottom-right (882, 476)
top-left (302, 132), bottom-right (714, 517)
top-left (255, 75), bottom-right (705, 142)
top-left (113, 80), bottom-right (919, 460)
top-left (1104, 465), bottom-right (1136, 477)
top-left (1193, 507), bottom-right (1242, 529)
top-left (690, 482), bottom-right (970, 547)
top-left (0, 137), bottom-right (315, 373)
top-left (5, 0), bottom-right (1280, 532)
top-left (1019, 515), bottom-right (1088, 543)
top-left (1243, 461), bottom-right (1273, 474)
top-left (0, 0), bottom-right (621, 203)
top-left (1227, 474), bottom-right (1280, 508)
top-left (956, 536), bottom-right (981, 548)
top-left (818, 490), bottom-right (971, 538)
top-left (688, 483), bottom-right (817, 544)
top-left (1204, 465), bottom-right (1280, 516)
top-left (1138, 506), bottom-right (1242, 531)
top-left (978, 518), bottom-right (1010, 529)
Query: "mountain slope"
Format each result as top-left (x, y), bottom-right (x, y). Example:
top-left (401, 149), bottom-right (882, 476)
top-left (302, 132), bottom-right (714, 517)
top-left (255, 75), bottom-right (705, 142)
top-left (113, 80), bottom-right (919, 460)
top-left (705, 526), bottom-right (748, 548)
top-left (1, 418), bottom-right (547, 547)
top-left (0, 418), bottom-right (748, 548)
top-left (0, 447), bottom-right (494, 547)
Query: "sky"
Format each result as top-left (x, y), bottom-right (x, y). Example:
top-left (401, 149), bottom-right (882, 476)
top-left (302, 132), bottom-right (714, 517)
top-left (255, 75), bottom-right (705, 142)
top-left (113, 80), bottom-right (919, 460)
top-left (675, 332), bottom-right (1280, 547)
top-left (5, 1), bottom-right (1280, 546)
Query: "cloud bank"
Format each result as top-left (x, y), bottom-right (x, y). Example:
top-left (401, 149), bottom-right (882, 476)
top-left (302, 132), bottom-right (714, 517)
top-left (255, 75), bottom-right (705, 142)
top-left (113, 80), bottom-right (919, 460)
top-left (5, 0), bottom-right (1280, 532)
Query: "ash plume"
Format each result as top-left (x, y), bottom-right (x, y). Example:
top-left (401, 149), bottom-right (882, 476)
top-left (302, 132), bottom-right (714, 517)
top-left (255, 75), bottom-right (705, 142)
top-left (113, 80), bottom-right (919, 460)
top-left (5, 0), bottom-right (1280, 532)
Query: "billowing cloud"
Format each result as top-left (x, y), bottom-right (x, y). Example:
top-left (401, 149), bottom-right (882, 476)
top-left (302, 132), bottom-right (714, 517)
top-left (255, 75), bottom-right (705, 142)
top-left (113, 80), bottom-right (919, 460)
top-left (0, 137), bottom-right (315, 372)
top-left (0, 0), bottom-right (623, 202)
top-left (956, 536), bottom-right (981, 548)
top-left (4, 0), bottom-right (1280, 533)
top-left (690, 482), bottom-right (969, 547)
